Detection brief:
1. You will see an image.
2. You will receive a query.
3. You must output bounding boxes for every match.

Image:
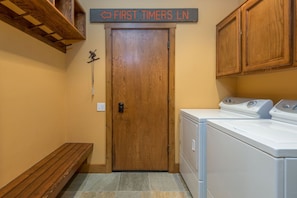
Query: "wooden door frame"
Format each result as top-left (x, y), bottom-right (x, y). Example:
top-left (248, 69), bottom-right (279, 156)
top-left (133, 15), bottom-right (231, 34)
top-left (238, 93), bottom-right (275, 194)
top-left (104, 23), bottom-right (177, 173)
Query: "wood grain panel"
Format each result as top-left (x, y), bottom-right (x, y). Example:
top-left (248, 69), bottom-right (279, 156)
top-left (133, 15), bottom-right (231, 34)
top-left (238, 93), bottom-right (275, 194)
top-left (105, 23), bottom-right (176, 173)
top-left (295, 0), bottom-right (297, 65)
top-left (216, 9), bottom-right (241, 77)
top-left (242, 0), bottom-right (292, 72)
top-left (112, 29), bottom-right (169, 171)
top-left (55, 0), bottom-right (74, 24)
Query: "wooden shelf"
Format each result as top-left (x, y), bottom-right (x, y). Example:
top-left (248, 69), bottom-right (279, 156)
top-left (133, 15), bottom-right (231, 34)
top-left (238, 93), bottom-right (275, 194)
top-left (0, 0), bottom-right (86, 53)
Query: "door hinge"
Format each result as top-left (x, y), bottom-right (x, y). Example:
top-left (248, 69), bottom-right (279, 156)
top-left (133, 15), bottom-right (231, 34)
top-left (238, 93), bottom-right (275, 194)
top-left (167, 41), bottom-right (170, 49)
top-left (167, 145), bottom-right (170, 154)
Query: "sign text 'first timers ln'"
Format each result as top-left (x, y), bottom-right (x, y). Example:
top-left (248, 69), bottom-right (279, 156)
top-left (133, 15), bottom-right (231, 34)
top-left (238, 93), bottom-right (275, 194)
top-left (90, 8), bottom-right (198, 23)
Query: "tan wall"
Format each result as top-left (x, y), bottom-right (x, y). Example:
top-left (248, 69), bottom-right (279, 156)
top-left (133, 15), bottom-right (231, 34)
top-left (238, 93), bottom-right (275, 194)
top-left (0, 21), bottom-right (66, 187)
top-left (65, 0), bottom-right (239, 166)
top-left (236, 69), bottom-right (297, 104)
top-left (0, 0), bottom-right (241, 187)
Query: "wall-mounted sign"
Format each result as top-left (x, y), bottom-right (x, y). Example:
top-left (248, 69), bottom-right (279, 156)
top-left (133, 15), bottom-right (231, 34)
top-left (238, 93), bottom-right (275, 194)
top-left (90, 8), bottom-right (198, 23)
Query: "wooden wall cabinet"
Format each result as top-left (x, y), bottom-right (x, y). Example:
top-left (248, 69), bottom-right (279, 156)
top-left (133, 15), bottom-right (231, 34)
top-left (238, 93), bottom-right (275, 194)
top-left (293, 0), bottom-right (297, 66)
top-left (216, 0), bottom-right (293, 77)
top-left (0, 0), bottom-right (86, 53)
top-left (216, 9), bottom-right (241, 77)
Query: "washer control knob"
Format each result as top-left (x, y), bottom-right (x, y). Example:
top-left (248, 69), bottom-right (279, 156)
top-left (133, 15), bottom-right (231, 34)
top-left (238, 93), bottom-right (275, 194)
top-left (247, 100), bottom-right (257, 108)
top-left (282, 104), bottom-right (290, 109)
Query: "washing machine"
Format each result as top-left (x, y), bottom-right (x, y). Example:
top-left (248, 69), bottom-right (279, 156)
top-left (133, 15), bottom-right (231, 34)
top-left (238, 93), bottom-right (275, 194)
top-left (207, 99), bottom-right (297, 198)
top-left (179, 97), bottom-right (273, 198)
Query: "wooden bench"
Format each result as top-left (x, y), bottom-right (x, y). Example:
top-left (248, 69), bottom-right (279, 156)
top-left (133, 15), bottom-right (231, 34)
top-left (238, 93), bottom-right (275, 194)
top-left (0, 143), bottom-right (93, 198)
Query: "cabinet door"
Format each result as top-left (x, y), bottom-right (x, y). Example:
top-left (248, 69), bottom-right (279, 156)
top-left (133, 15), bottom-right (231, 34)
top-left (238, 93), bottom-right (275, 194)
top-left (216, 10), bottom-right (241, 77)
top-left (295, 0), bottom-right (297, 65)
top-left (242, 0), bottom-right (292, 72)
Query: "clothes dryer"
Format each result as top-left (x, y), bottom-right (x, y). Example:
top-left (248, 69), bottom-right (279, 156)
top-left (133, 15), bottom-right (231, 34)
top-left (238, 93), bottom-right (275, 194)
top-left (207, 99), bottom-right (297, 198)
top-left (180, 97), bottom-right (273, 198)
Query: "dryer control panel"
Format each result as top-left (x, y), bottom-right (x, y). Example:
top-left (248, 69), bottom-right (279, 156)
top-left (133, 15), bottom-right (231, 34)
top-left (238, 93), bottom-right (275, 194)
top-left (219, 97), bottom-right (273, 118)
top-left (270, 99), bottom-right (297, 124)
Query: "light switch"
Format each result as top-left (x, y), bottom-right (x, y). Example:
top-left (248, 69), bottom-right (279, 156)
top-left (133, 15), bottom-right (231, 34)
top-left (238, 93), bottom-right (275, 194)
top-left (97, 103), bottom-right (106, 112)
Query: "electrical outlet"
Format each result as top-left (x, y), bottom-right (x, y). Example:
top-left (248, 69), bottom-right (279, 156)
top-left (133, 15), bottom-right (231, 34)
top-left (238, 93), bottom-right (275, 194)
top-left (97, 103), bottom-right (106, 112)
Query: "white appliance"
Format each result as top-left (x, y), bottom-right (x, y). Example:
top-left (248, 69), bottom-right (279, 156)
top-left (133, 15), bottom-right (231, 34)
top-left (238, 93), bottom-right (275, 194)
top-left (179, 97), bottom-right (273, 198)
top-left (207, 99), bottom-right (297, 198)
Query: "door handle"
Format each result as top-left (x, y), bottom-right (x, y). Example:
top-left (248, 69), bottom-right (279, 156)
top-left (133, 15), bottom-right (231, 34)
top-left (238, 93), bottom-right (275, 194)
top-left (118, 102), bottom-right (124, 113)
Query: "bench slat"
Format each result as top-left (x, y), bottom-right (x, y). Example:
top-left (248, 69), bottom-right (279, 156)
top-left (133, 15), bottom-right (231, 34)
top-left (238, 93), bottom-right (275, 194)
top-left (0, 143), bottom-right (71, 196)
top-left (16, 143), bottom-right (81, 197)
top-left (25, 143), bottom-right (93, 197)
top-left (43, 144), bottom-right (93, 198)
top-left (2, 143), bottom-right (77, 197)
top-left (0, 143), bottom-right (93, 198)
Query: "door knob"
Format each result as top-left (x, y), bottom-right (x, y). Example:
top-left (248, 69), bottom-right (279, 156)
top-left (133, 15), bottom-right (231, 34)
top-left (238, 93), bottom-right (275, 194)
top-left (118, 102), bottom-right (124, 113)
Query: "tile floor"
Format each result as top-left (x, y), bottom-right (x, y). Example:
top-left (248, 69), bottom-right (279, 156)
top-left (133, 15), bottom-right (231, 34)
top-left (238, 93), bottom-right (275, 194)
top-left (58, 172), bottom-right (192, 198)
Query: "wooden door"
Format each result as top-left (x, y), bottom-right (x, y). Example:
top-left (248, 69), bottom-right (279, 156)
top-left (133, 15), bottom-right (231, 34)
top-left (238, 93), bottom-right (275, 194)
top-left (216, 9), bottom-right (241, 77)
top-left (112, 29), bottom-right (169, 171)
top-left (242, 0), bottom-right (292, 72)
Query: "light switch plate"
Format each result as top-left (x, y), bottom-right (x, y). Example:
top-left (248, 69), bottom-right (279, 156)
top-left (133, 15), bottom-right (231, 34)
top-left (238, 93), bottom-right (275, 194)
top-left (97, 103), bottom-right (106, 112)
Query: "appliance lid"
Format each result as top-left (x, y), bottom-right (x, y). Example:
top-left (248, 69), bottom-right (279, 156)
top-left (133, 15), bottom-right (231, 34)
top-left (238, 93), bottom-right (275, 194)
top-left (180, 109), bottom-right (252, 123)
top-left (208, 119), bottom-right (297, 158)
